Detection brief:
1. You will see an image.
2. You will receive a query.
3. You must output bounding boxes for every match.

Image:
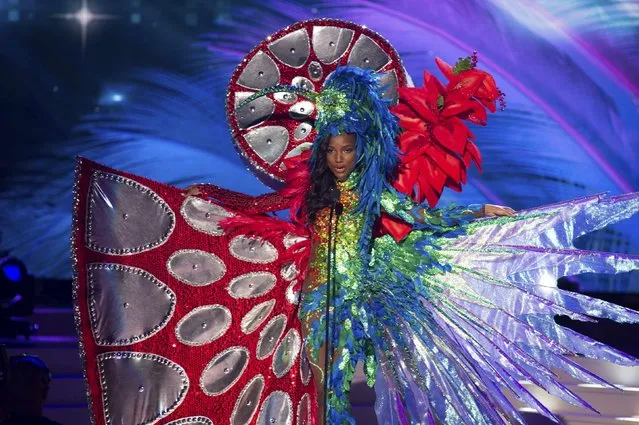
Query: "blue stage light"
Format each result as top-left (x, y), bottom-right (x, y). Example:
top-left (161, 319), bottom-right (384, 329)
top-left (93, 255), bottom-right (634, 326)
top-left (2, 263), bottom-right (23, 283)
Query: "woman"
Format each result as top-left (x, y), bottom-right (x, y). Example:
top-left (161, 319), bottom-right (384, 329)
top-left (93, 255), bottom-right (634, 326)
top-left (186, 64), bottom-right (639, 425)
top-left (74, 21), bottom-right (639, 425)
top-left (298, 130), bottom-right (513, 424)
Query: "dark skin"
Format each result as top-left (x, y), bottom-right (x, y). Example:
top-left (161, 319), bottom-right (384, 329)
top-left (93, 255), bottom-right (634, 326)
top-left (185, 133), bottom-right (515, 423)
top-left (185, 132), bottom-right (515, 218)
top-left (326, 133), bottom-right (357, 182)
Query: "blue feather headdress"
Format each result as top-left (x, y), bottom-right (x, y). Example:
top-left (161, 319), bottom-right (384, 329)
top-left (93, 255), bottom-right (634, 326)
top-left (236, 65), bottom-right (401, 251)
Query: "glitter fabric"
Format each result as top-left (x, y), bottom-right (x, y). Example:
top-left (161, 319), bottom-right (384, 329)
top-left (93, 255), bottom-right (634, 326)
top-left (299, 181), bottom-right (639, 425)
top-left (75, 158), bottom-right (639, 425)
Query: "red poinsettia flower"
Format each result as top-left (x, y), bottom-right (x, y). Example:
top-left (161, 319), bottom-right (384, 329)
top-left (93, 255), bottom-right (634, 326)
top-left (390, 56), bottom-right (500, 208)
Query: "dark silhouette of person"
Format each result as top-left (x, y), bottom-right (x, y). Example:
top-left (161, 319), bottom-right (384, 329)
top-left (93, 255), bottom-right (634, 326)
top-left (1, 354), bottom-right (62, 425)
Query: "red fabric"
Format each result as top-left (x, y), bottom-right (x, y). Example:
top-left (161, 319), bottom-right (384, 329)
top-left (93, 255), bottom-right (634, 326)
top-left (375, 214), bottom-right (412, 242)
top-left (73, 158), bottom-right (314, 425)
top-left (195, 184), bottom-right (292, 214)
top-left (390, 58), bottom-right (501, 207)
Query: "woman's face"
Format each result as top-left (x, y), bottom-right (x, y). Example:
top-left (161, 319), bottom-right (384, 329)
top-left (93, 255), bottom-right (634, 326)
top-left (326, 133), bottom-right (356, 181)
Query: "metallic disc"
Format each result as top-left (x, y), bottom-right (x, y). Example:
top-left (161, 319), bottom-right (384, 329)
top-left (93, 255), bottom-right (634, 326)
top-left (312, 26), bottom-right (354, 64)
top-left (285, 280), bottom-right (300, 305)
top-left (241, 299), bottom-right (276, 334)
top-left (348, 35), bottom-right (390, 71)
top-left (181, 196), bottom-right (233, 236)
top-left (227, 19), bottom-right (407, 183)
top-left (97, 352), bottom-right (189, 425)
top-left (231, 375), bottom-right (264, 425)
top-left (229, 235), bottom-right (278, 264)
top-left (200, 346), bottom-right (249, 396)
top-left (379, 69), bottom-right (399, 104)
top-left (293, 122), bottom-right (313, 141)
top-left (280, 262), bottom-right (298, 281)
top-left (228, 272), bottom-right (277, 299)
top-left (238, 51), bottom-right (280, 90)
top-left (243, 126), bottom-right (289, 166)
top-left (175, 305), bottom-right (231, 346)
top-left (86, 171), bottom-right (175, 255)
top-left (290, 76), bottom-right (314, 91)
top-left (282, 234), bottom-right (308, 249)
top-left (288, 101), bottom-right (315, 120)
top-left (167, 249), bottom-right (226, 286)
top-left (308, 61), bottom-right (323, 81)
top-left (256, 314), bottom-right (287, 360)
top-left (87, 263), bottom-right (175, 346)
top-left (235, 92), bottom-right (275, 130)
top-left (267, 28), bottom-right (310, 68)
top-left (272, 329), bottom-right (301, 378)
top-left (256, 391), bottom-right (292, 425)
top-left (273, 91), bottom-right (298, 104)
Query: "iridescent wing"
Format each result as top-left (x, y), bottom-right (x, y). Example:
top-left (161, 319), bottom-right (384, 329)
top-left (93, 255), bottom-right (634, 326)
top-left (226, 18), bottom-right (408, 183)
top-left (72, 157), bottom-right (314, 425)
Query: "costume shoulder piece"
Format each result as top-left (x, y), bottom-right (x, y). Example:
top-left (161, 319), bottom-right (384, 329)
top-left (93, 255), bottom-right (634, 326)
top-left (71, 158), bottom-right (313, 425)
top-left (226, 18), bottom-right (408, 184)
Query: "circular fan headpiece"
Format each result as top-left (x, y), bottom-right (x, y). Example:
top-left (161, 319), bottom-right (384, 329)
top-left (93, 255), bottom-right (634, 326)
top-left (226, 18), bottom-right (407, 183)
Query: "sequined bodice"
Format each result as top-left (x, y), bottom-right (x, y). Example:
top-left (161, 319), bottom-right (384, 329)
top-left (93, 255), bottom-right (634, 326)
top-left (305, 178), bottom-right (365, 294)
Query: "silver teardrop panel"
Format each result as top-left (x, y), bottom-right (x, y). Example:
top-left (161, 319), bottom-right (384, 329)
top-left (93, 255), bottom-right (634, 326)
top-left (87, 263), bottom-right (175, 346)
top-left (87, 171), bottom-right (175, 255)
top-left (256, 314), bottom-right (287, 360)
top-left (256, 391), bottom-right (292, 425)
top-left (308, 61), bottom-right (323, 81)
top-left (284, 143), bottom-right (313, 160)
top-left (229, 235), bottom-right (278, 263)
top-left (166, 417), bottom-right (213, 425)
top-left (272, 328), bottom-right (301, 378)
top-left (379, 69), bottom-right (399, 106)
top-left (267, 28), bottom-right (310, 68)
top-left (181, 196), bottom-right (233, 236)
top-left (200, 346), bottom-right (249, 396)
top-left (228, 272), bottom-right (277, 299)
top-left (97, 352), bottom-right (189, 425)
top-left (167, 249), bottom-right (226, 286)
top-left (243, 126), bottom-right (289, 166)
top-left (300, 351), bottom-right (311, 386)
top-left (293, 123), bottom-right (312, 141)
top-left (297, 394), bottom-right (310, 425)
top-left (235, 92), bottom-right (275, 130)
top-left (237, 51), bottom-right (280, 90)
top-left (285, 280), bottom-right (300, 305)
top-left (312, 26), bottom-right (354, 64)
top-left (290, 76), bottom-right (314, 92)
top-left (175, 305), bottom-right (231, 346)
top-left (280, 262), bottom-right (298, 281)
top-left (288, 101), bottom-right (315, 120)
top-left (273, 91), bottom-right (298, 105)
top-left (282, 233), bottom-right (308, 249)
top-left (231, 375), bottom-right (264, 425)
top-left (241, 299), bottom-right (276, 334)
top-left (348, 35), bottom-right (390, 71)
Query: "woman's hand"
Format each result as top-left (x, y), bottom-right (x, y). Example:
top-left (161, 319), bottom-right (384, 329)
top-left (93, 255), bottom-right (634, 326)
top-left (183, 185), bottom-right (203, 197)
top-left (479, 204), bottom-right (516, 217)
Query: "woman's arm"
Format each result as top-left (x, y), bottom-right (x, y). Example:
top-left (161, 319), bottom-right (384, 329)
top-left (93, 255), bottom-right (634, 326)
top-left (184, 184), bottom-right (291, 214)
top-left (380, 188), bottom-right (515, 235)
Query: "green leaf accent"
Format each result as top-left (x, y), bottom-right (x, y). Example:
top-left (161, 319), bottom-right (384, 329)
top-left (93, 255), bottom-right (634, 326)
top-left (453, 56), bottom-right (473, 75)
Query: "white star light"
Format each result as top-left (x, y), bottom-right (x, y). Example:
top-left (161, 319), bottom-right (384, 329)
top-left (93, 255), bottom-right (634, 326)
top-left (51, 0), bottom-right (117, 54)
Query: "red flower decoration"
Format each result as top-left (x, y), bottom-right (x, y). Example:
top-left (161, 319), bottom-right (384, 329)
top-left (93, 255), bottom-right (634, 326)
top-left (390, 56), bottom-right (502, 207)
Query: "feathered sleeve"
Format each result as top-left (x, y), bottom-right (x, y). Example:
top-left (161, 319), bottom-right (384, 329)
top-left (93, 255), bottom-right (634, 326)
top-left (379, 187), bottom-right (482, 239)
